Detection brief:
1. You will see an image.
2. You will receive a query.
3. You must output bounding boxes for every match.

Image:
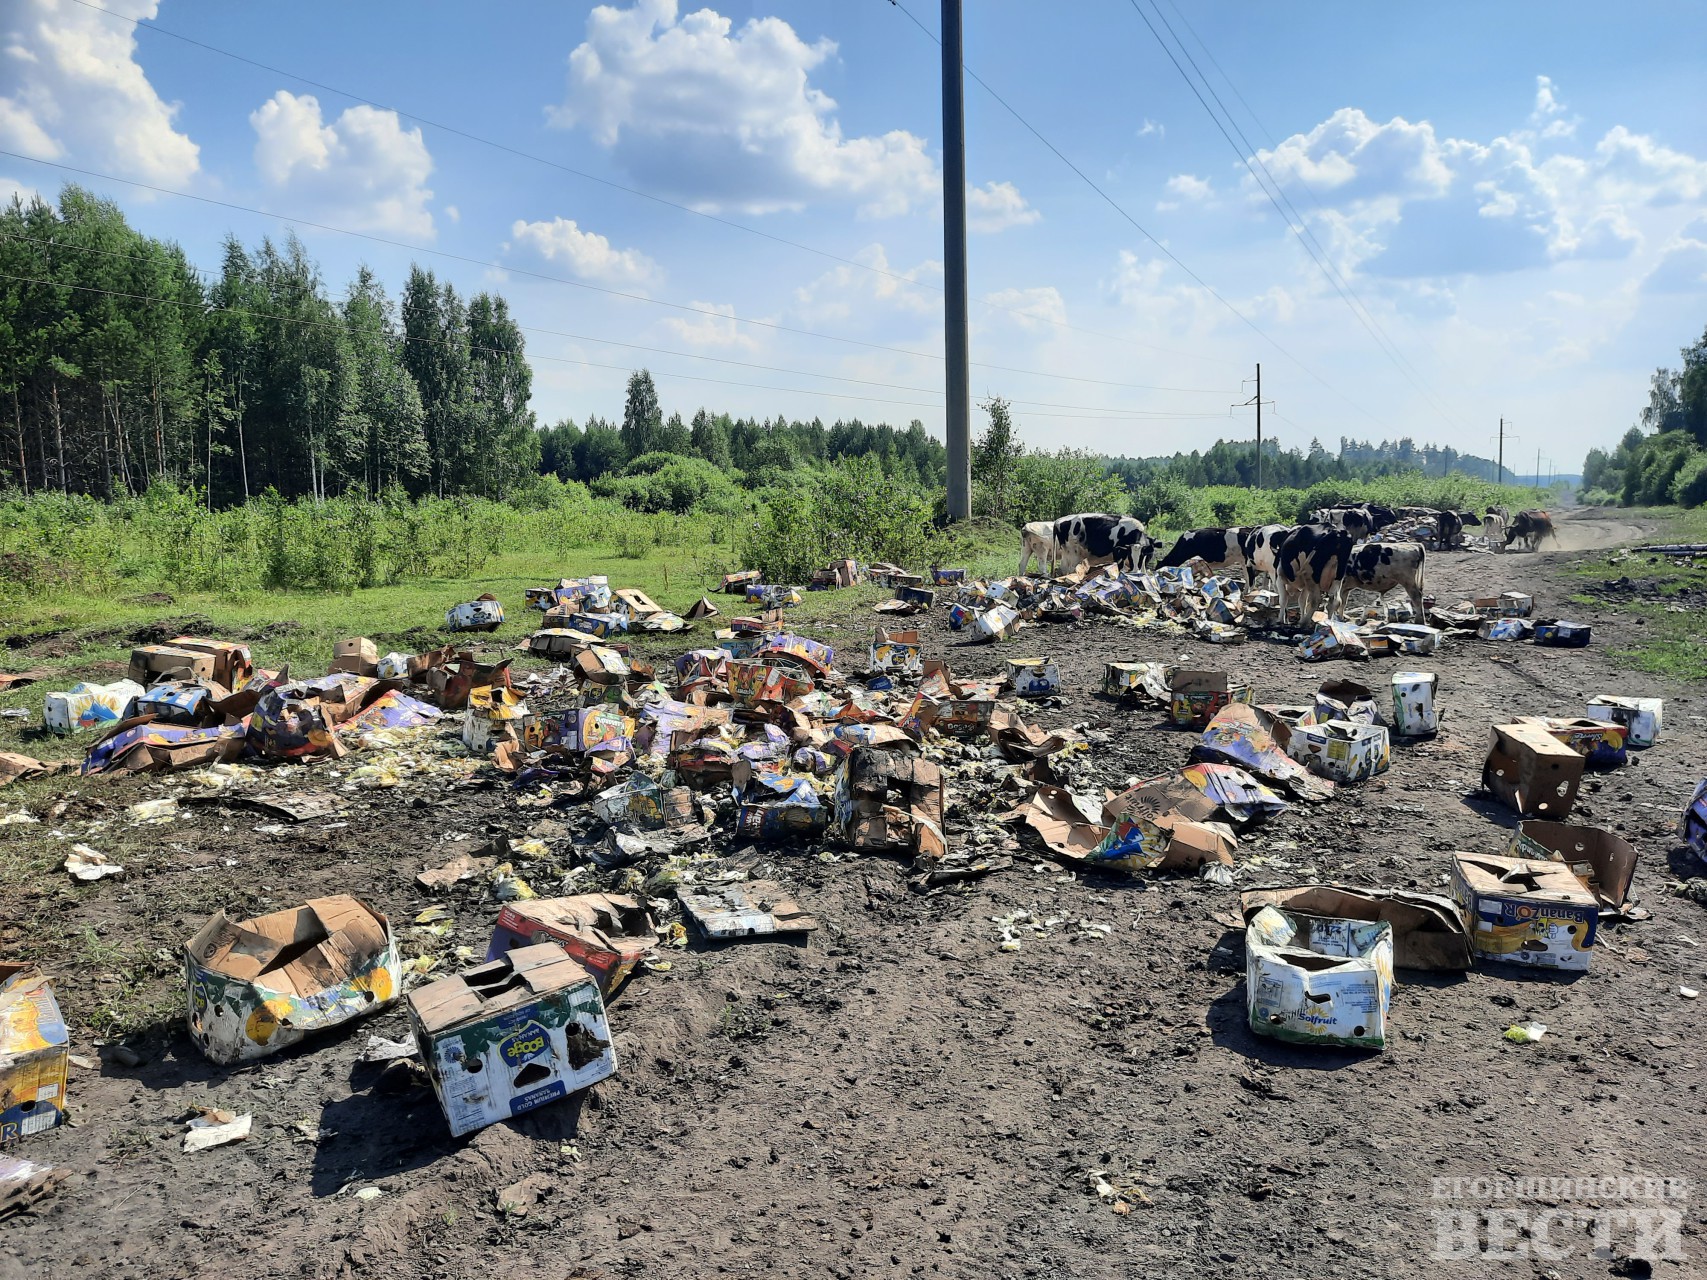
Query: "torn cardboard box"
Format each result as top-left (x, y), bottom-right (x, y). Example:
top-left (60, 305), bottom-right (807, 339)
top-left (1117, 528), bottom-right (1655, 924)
top-left (834, 747), bottom-right (946, 862)
top-left (1483, 723), bottom-right (1584, 819)
top-left (127, 645), bottom-right (215, 687)
top-left (166, 637), bottom-right (254, 688)
top-left (1450, 853), bottom-right (1600, 972)
top-left (43, 679), bottom-right (144, 733)
top-left (0, 965), bottom-right (69, 1144)
top-left (1169, 670), bottom-right (1254, 729)
top-left (1287, 719), bottom-right (1390, 784)
top-left (184, 896), bottom-right (400, 1065)
top-left (331, 637), bottom-right (378, 677)
top-left (1533, 620), bottom-right (1591, 648)
top-left (1506, 821), bottom-right (1637, 916)
top-left (1007, 658), bottom-right (1061, 698)
top-left (1246, 907), bottom-right (1392, 1049)
top-left (731, 761), bottom-right (828, 841)
top-left (1240, 885), bottom-right (1470, 970)
top-left (408, 944), bottom-right (616, 1138)
top-left (1514, 716), bottom-right (1627, 769)
top-left (868, 628), bottom-right (922, 676)
top-left (1390, 671), bottom-right (1438, 737)
top-left (446, 594), bottom-right (505, 633)
top-left (679, 882), bottom-right (818, 938)
top-left (487, 894), bottom-right (658, 994)
top-left (1586, 695), bottom-right (1663, 748)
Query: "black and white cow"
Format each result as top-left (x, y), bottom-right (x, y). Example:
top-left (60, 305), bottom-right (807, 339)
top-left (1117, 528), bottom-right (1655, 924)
top-left (1505, 510), bottom-right (1555, 552)
top-left (1237, 524), bottom-right (1291, 589)
top-left (1311, 506), bottom-right (1375, 540)
top-left (1049, 512), bottom-right (1150, 574)
top-left (1157, 526), bottom-right (1246, 575)
top-left (1277, 523), bottom-right (1354, 624)
top-left (1018, 521), bottom-right (1056, 575)
top-left (1336, 541), bottom-right (1426, 618)
top-left (1435, 509), bottom-right (1464, 549)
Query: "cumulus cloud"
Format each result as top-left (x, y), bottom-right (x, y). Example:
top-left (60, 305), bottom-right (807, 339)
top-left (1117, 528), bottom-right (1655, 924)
top-left (0, 176), bottom-right (44, 208)
top-left (1643, 221), bottom-right (1707, 294)
top-left (548, 0), bottom-right (938, 216)
top-left (509, 216), bottom-right (660, 287)
top-left (661, 301), bottom-right (757, 351)
top-left (1138, 118), bottom-right (1164, 139)
top-left (1244, 102), bottom-right (1707, 277)
top-left (251, 91), bottom-right (435, 238)
top-left (1531, 75), bottom-right (1577, 139)
top-left (794, 244), bottom-right (941, 326)
top-left (967, 181), bottom-right (1039, 233)
top-left (0, 0), bottom-right (198, 185)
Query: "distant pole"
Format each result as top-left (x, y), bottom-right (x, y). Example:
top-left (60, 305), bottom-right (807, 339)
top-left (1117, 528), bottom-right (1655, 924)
top-left (941, 0), bottom-right (971, 522)
top-left (1497, 417), bottom-right (1505, 484)
top-left (1535, 447), bottom-right (1541, 487)
top-left (1255, 362), bottom-right (1262, 490)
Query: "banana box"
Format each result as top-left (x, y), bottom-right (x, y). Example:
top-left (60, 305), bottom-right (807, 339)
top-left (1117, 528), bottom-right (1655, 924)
top-left (1246, 907), bottom-right (1393, 1050)
top-left (1450, 853), bottom-right (1600, 972)
top-left (868, 628), bottom-right (922, 675)
top-left (0, 965), bottom-right (69, 1144)
top-left (184, 896), bottom-right (400, 1065)
top-left (409, 944), bottom-right (616, 1139)
top-left (1286, 719), bottom-right (1390, 783)
top-left (1586, 695), bottom-right (1663, 749)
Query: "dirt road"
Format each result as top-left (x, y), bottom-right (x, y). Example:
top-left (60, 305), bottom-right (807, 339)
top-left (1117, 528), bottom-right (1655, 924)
top-left (3, 513), bottom-right (1704, 1279)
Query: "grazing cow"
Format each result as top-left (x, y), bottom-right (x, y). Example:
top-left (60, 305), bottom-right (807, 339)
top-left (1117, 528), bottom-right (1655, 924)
top-left (1237, 523), bottom-right (1292, 589)
top-left (1277, 524), bottom-right (1354, 624)
top-left (1050, 512), bottom-right (1150, 574)
top-left (1336, 541), bottom-right (1426, 618)
top-left (1435, 509), bottom-right (1464, 549)
top-left (1158, 526), bottom-right (1246, 574)
top-left (1311, 505), bottom-right (1376, 540)
top-left (1505, 510), bottom-right (1556, 552)
top-left (1364, 503), bottom-right (1399, 533)
top-left (1482, 509), bottom-right (1507, 550)
top-left (1018, 521), bottom-right (1056, 575)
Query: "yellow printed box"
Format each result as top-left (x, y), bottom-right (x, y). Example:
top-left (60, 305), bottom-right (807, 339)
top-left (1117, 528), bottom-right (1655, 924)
top-left (0, 964), bottom-right (69, 1144)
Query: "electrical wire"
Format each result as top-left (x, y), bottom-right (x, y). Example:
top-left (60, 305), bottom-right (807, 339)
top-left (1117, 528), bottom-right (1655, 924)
top-left (63, 0), bottom-right (1239, 368)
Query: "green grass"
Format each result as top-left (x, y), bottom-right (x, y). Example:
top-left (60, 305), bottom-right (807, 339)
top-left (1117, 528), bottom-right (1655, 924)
top-left (1561, 506), bottom-right (1707, 681)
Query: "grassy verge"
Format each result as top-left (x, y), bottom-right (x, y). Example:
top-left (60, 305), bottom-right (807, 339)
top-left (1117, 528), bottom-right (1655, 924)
top-left (1562, 506), bottom-right (1707, 681)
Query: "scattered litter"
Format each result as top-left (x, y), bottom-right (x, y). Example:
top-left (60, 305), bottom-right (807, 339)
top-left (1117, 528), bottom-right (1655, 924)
top-left (182, 1109), bottom-right (251, 1152)
top-left (64, 845), bottom-right (122, 881)
top-left (126, 797), bottom-right (179, 824)
top-left (1503, 1022), bottom-right (1548, 1044)
top-left (680, 882), bottom-right (817, 938)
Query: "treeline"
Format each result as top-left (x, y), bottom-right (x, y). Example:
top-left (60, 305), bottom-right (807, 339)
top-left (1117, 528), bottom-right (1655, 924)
top-left (0, 185), bottom-right (944, 508)
top-left (1, 185), bottom-right (537, 503)
top-left (1108, 435), bottom-right (1511, 492)
top-left (1581, 324), bottom-right (1707, 507)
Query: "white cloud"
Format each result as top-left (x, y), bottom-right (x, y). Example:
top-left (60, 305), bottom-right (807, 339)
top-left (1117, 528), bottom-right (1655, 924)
top-left (250, 91), bottom-right (435, 238)
top-left (1643, 223), bottom-right (1707, 294)
top-left (0, 176), bottom-right (43, 208)
top-left (966, 180), bottom-right (1039, 233)
top-left (0, 0), bottom-right (198, 185)
top-left (548, 0), bottom-right (938, 216)
top-left (794, 244), bottom-right (941, 326)
top-left (509, 216), bottom-right (660, 287)
top-left (1138, 118), bottom-right (1164, 139)
top-left (1530, 75), bottom-right (1578, 139)
top-left (661, 301), bottom-right (757, 351)
top-left (444, 204), bottom-right (460, 224)
top-left (1245, 103), bottom-right (1707, 277)
top-left (984, 286), bottom-right (1066, 331)
top-left (1166, 173), bottom-right (1214, 200)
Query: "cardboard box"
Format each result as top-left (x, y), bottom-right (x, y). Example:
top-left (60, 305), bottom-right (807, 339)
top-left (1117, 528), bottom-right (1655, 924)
top-left (1390, 672), bottom-right (1438, 737)
top-left (834, 747), bottom-right (946, 861)
top-left (166, 637), bottom-right (254, 688)
top-left (446, 594), bottom-right (505, 633)
top-left (408, 944), bottom-right (616, 1138)
top-left (127, 645), bottom-right (216, 687)
top-left (1477, 618), bottom-right (1526, 641)
top-left (134, 680), bottom-right (221, 725)
top-left (1450, 853), bottom-right (1600, 971)
top-left (1681, 779), bottom-right (1707, 857)
top-left (1169, 670), bottom-right (1253, 728)
top-left (868, 628), bottom-right (923, 676)
top-left (331, 637), bottom-right (379, 677)
top-left (1586, 695), bottom-right (1663, 748)
top-left (728, 660), bottom-right (814, 705)
top-left (1534, 619), bottom-right (1591, 648)
top-left (487, 895), bottom-right (657, 994)
top-left (731, 761), bottom-right (828, 840)
top-left (721, 570), bottom-right (761, 594)
top-left (1240, 886), bottom-right (1470, 971)
top-left (1506, 820), bottom-right (1637, 914)
top-left (1102, 661), bottom-right (1170, 700)
top-left (43, 678), bottom-right (144, 733)
top-left (754, 633), bottom-right (835, 675)
top-left (184, 896), bottom-right (400, 1065)
top-left (1286, 719), bottom-right (1390, 783)
top-left (1314, 679), bottom-right (1378, 726)
top-left (1482, 723), bottom-right (1584, 818)
top-left (524, 628), bottom-right (588, 658)
top-left (463, 686), bottom-right (533, 754)
top-left (588, 775), bottom-right (695, 830)
top-left (564, 611), bottom-right (629, 639)
top-left (1514, 716), bottom-right (1627, 769)
top-left (1007, 658), bottom-right (1061, 698)
top-left (1378, 623), bottom-right (1442, 655)
top-left (1246, 907), bottom-right (1393, 1050)
top-left (679, 882), bottom-right (818, 938)
top-left (974, 604), bottom-right (1022, 642)
top-left (0, 965), bottom-right (69, 1143)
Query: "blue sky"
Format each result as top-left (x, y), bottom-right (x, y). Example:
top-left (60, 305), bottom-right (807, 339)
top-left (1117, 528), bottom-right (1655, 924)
top-left (4, 0), bottom-right (1706, 472)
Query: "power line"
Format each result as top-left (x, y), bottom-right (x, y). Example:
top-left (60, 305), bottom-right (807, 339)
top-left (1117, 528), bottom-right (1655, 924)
top-left (0, 232), bottom-right (1233, 419)
top-left (63, 0), bottom-right (1237, 368)
top-left (887, 0), bottom-right (1398, 433)
top-left (2, 150), bottom-right (1240, 400)
top-left (1130, 0), bottom-right (1469, 434)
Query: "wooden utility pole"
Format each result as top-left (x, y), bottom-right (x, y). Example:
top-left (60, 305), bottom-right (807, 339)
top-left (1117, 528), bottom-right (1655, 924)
top-left (941, 0), bottom-right (971, 520)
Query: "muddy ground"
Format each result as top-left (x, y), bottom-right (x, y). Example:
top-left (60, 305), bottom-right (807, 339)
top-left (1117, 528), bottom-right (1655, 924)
top-left (3, 508), bottom-right (1705, 1280)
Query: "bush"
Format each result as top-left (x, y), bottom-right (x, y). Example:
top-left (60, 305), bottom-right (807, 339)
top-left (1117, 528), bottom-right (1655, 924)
top-left (739, 455), bottom-right (940, 582)
top-left (1670, 450), bottom-right (1707, 508)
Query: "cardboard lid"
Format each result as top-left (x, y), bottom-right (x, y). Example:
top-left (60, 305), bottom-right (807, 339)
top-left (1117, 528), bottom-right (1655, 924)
top-left (1450, 853), bottom-right (1598, 906)
top-left (1241, 884), bottom-right (1470, 970)
top-left (407, 942), bottom-right (596, 1032)
top-left (186, 895), bottom-right (391, 995)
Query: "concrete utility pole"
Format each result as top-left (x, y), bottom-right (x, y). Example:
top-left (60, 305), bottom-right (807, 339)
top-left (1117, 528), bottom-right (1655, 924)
top-left (941, 0), bottom-right (971, 521)
top-left (1232, 363), bottom-right (1271, 489)
top-left (1497, 417), bottom-right (1506, 484)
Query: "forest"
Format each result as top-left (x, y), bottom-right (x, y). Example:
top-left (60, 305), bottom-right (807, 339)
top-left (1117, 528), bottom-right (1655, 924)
top-left (1580, 323), bottom-right (1707, 507)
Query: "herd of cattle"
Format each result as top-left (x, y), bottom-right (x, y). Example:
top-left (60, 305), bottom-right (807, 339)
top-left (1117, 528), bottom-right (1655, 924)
top-left (1017, 504), bottom-right (1557, 623)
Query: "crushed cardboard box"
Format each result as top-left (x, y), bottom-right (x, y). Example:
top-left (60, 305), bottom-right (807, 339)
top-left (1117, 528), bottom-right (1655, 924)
top-left (487, 894), bottom-right (658, 994)
top-left (1483, 723), bottom-right (1584, 818)
top-left (1246, 906), bottom-right (1393, 1050)
top-left (0, 965), bottom-right (69, 1144)
top-left (679, 882), bottom-right (818, 938)
top-left (1451, 853), bottom-right (1600, 971)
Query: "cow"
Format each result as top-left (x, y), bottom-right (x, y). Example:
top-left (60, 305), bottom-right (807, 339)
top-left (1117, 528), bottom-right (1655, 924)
top-left (1018, 521), bottom-right (1056, 575)
top-left (1505, 510), bottom-right (1556, 552)
top-left (1158, 527), bottom-right (1247, 575)
top-left (1276, 524), bottom-right (1354, 625)
top-left (1482, 508), bottom-right (1507, 550)
top-left (1435, 509), bottom-right (1464, 550)
top-left (1237, 524), bottom-right (1292, 589)
top-left (1310, 505), bottom-right (1386, 540)
top-left (1335, 541), bottom-right (1426, 619)
top-left (1047, 512), bottom-right (1150, 575)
